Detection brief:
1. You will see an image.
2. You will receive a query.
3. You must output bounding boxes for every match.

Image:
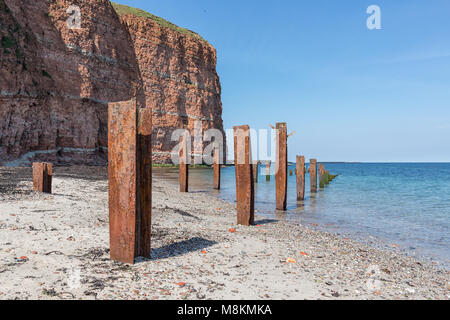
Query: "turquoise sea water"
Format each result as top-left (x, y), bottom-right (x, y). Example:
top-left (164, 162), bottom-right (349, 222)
top-left (153, 163), bottom-right (450, 268)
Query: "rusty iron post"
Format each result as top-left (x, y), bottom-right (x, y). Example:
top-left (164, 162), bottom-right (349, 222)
top-left (319, 163), bottom-right (325, 188)
top-left (252, 161), bottom-right (260, 183)
top-left (179, 132), bottom-right (189, 193)
top-left (233, 125), bottom-right (254, 226)
top-left (108, 99), bottom-right (152, 264)
top-left (265, 161), bottom-right (271, 181)
top-left (213, 144), bottom-right (221, 190)
top-left (32, 162), bottom-right (52, 194)
top-left (296, 156), bottom-right (305, 201)
top-left (309, 159), bottom-right (318, 193)
top-left (275, 123), bottom-right (287, 211)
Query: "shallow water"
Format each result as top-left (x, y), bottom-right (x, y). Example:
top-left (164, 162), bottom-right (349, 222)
top-left (153, 163), bottom-right (450, 268)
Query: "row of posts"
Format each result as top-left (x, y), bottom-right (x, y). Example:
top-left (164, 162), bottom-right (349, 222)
top-left (30, 101), bottom-right (335, 264)
top-left (227, 123), bottom-right (334, 229)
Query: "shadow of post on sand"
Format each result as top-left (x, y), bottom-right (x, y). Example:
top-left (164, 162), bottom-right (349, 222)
top-left (150, 237), bottom-right (217, 260)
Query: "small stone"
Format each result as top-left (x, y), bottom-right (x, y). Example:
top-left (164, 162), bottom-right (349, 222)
top-left (331, 291), bottom-right (340, 297)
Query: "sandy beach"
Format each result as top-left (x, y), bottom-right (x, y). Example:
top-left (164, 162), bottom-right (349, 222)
top-left (0, 166), bottom-right (448, 300)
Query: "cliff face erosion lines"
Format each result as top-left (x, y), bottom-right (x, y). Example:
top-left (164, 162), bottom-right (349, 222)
top-left (0, 0), bottom-right (224, 165)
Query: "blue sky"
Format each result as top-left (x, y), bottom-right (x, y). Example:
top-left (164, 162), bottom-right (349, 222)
top-left (115, 0), bottom-right (450, 162)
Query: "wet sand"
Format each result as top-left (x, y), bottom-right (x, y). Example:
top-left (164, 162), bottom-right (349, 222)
top-left (0, 166), bottom-right (448, 300)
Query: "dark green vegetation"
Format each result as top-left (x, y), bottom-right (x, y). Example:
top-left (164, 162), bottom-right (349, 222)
top-left (320, 180), bottom-right (325, 189)
top-left (320, 172), bottom-right (339, 188)
top-left (111, 2), bottom-right (208, 43)
top-left (42, 70), bottom-right (52, 79)
top-left (1, 2), bottom-right (26, 67)
top-left (328, 174), bottom-right (338, 182)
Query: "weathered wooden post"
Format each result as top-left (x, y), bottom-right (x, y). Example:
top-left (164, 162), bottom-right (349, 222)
top-left (213, 144), bottom-right (221, 190)
top-left (32, 162), bottom-right (52, 194)
top-left (275, 122), bottom-right (287, 211)
top-left (296, 156), bottom-right (305, 201)
top-left (233, 125), bottom-right (254, 226)
top-left (179, 131), bottom-right (189, 193)
top-left (252, 161), bottom-right (260, 183)
top-left (325, 170), bottom-right (330, 185)
top-left (319, 163), bottom-right (325, 189)
top-left (309, 159), bottom-right (318, 193)
top-left (265, 161), bottom-right (271, 181)
top-left (108, 99), bottom-right (152, 264)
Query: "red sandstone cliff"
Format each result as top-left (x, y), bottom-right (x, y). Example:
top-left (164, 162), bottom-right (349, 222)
top-left (0, 0), bottom-right (224, 165)
top-left (118, 11), bottom-right (224, 164)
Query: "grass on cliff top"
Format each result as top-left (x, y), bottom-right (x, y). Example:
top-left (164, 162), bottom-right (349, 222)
top-left (111, 2), bottom-right (208, 44)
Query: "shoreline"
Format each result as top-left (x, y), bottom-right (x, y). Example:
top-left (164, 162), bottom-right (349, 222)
top-left (0, 166), bottom-right (448, 300)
